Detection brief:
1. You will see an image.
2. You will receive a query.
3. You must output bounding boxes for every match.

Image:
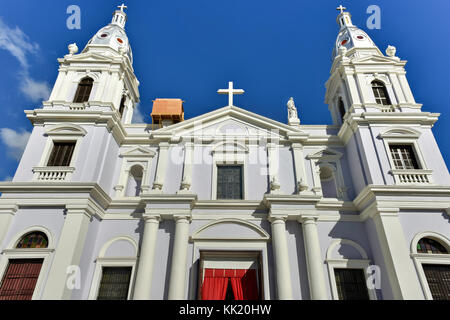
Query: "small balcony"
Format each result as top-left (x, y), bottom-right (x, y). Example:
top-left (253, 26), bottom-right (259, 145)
top-left (390, 169), bottom-right (433, 184)
top-left (32, 167), bottom-right (75, 181)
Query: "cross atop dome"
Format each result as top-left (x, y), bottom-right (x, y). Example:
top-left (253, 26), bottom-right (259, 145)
top-left (336, 5), bottom-right (353, 28)
top-left (336, 5), bottom-right (346, 13)
top-left (111, 4), bottom-right (128, 29)
top-left (117, 3), bottom-right (127, 12)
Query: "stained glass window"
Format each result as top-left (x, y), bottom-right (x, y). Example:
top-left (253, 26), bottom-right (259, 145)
top-left (417, 238), bottom-right (448, 254)
top-left (16, 232), bottom-right (48, 249)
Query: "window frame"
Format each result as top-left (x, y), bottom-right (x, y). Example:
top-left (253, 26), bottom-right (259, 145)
top-left (410, 232), bottom-right (450, 300)
top-left (379, 128), bottom-right (433, 184)
top-left (88, 258), bottom-right (137, 300)
top-left (197, 251), bottom-right (263, 300)
top-left (73, 77), bottom-right (94, 104)
top-left (371, 80), bottom-right (392, 106)
top-left (0, 227), bottom-right (54, 300)
top-left (216, 165), bottom-right (244, 200)
top-left (211, 147), bottom-right (248, 201)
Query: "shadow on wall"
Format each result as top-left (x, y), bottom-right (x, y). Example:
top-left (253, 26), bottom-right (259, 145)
top-left (286, 221), bottom-right (310, 300)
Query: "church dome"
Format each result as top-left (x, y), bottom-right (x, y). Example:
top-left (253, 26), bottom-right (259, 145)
top-left (331, 8), bottom-right (379, 61)
top-left (83, 5), bottom-right (133, 64)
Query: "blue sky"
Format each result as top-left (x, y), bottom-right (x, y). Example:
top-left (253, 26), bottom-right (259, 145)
top-left (0, 0), bottom-right (449, 181)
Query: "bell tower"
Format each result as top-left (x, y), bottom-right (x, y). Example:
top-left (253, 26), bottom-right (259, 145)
top-left (45, 4), bottom-right (140, 124)
top-left (325, 6), bottom-right (421, 126)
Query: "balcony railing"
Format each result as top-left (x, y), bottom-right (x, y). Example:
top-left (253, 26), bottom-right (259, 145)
top-left (32, 167), bottom-right (75, 181)
top-left (390, 169), bottom-right (433, 184)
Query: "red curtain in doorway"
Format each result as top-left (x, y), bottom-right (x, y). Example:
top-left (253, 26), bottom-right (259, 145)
top-left (201, 268), bottom-right (259, 300)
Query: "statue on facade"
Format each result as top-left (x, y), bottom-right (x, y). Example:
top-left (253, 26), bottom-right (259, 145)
top-left (287, 97), bottom-right (300, 125)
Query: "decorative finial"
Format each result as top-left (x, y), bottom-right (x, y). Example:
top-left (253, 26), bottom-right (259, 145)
top-left (386, 45), bottom-right (397, 57)
top-left (336, 5), bottom-right (346, 14)
top-left (68, 43), bottom-right (78, 55)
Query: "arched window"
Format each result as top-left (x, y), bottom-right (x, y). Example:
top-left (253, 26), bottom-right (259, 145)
top-left (16, 232), bottom-right (48, 249)
top-left (417, 238), bottom-right (448, 254)
top-left (320, 166), bottom-right (338, 198)
top-left (73, 77), bottom-right (94, 103)
top-left (125, 165), bottom-right (143, 197)
top-left (371, 80), bottom-right (391, 105)
top-left (338, 98), bottom-right (346, 123)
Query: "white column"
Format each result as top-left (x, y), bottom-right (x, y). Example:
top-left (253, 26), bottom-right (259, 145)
top-left (300, 216), bottom-right (328, 300)
top-left (168, 215), bottom-right (191, 300)
top-left (151, 142), bottom-right (170, 193)
top-left (388, 73), bottom-right (406, 104)
top-left (370, 208), bottom-right (424, 299)
top-left (178, 142), bottom-right (194, 194)
top-left (42, 206), bottom-right (91, 300)
top-left (291, 143), bottom-right (308, 193)
top-left (344, 73), bottom-right (362, 106)
top-left (309, 159), bottom-right (323, 196)
top-left (397, 73), bottom-right (416, 104)
top-left (269, 216), bottom-right (293, 300)
top-left (355, 73), bottom-right (372, 104)
top-left (0, 205), bottom-right (17, 247)
top-left (133, 215), bottom-right (160, 300)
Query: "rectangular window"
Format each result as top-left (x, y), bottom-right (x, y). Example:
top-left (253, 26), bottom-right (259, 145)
top-left (389, 144), bottom-right (420, 170)
top-left (217, 165), bottom-right (243, 200)
top-left (422, 264), bottom-right (450, 300)
top-left (334, 268), bottom-right (370, 300)
top-left (47, 142), bottom-right (76, 167)
top-left (97, 267), bottom-right (132, 300)
top-left (0, 259), bottom-right (44, 300)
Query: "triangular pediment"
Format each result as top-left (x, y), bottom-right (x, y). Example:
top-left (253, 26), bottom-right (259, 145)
top-left (120, 146), bottom-right (156, 158)
top-left (65, 52), bottom-right (115, 63)
top-left (351, 55), bottom-right (403, 65)
top-left (154, 106), bottom-right (308, 140)
top-left (307, 148), bottom-right (342, 160)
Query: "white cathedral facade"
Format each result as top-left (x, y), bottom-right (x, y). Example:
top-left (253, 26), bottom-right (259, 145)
top-left (0, 5), bottom-right (449, 300)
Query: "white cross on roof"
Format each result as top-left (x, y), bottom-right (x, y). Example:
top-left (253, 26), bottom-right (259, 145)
top-left (217, 81), bottom-right (245, 107)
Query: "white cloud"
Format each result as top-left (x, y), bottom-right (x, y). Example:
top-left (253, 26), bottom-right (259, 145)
top-left (0, 17), bottom-right (50, 102)
top-left (0, 128), bottom-right (31, 161)
top-left (0, 18), bottom-right (39, 69)
top-left (132, 103), bottom-right (145, 123)
top-left (20, 76), bottom-right (51, 102)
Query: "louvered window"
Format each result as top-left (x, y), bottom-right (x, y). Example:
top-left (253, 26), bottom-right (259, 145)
top-left (47, 142), bottom-right (76, 167)
top-left (119, 96), bottom-right (126, 119)
top-left (73, 77), bottom-right (93, 103)
top-left (217, 166), bottom-right (243, 200)
top-left (338, 98), bottom-right (346, 123)
top-left (371, 80), bottom-right (391, 105)
top-left (97, 267), bottom-right (132, 300)
top-left (389, 144), bottom-right (420, 170)
top-left (422, 265), bottom-right (450, 300)
top-left (334, 268), bottom-right (370, 300)
top-left (0, 259), bottom-right (43, 300)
